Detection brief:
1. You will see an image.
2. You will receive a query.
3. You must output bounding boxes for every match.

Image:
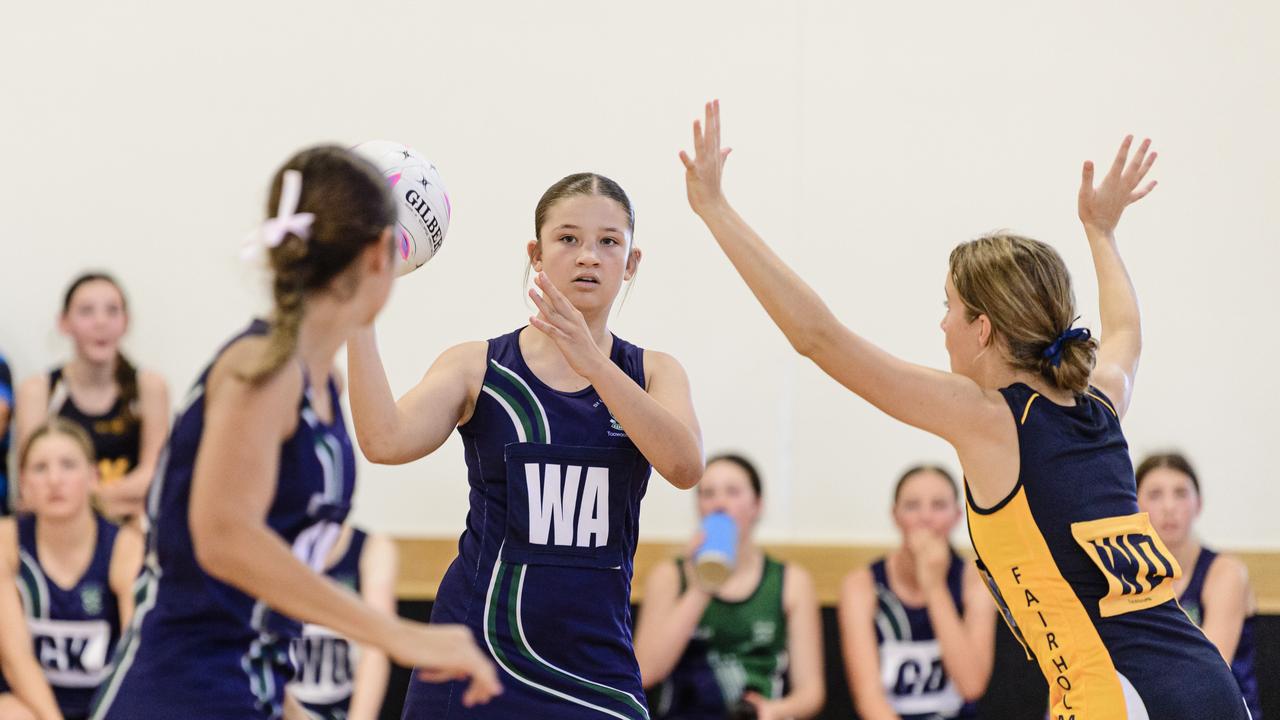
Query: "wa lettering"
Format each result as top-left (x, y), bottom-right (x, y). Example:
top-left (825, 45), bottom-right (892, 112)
top-left (525, 463), bottom-right (609, 548)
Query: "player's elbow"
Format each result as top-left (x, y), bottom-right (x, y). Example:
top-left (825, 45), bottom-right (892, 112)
top-left (664, 456), bottom-right (705, 491)
top-left (635, 651), bottom-right (671, 690)
top-left (791, 678), bottom-right (826, 718)
top-left (953, 669), bottom-right (991, 702)
top-left (790, 311), bottom-right (840, 361)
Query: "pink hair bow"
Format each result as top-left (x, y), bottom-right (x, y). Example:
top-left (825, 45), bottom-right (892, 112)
top-left (241, 169), bottom-right (315, 260)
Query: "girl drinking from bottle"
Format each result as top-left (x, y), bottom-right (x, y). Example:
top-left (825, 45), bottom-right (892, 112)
top-left (634, 454), bottom-right (824, 720)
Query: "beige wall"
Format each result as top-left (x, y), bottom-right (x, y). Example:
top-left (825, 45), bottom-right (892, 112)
top-left (1, 1), bottom-right (1276, 548)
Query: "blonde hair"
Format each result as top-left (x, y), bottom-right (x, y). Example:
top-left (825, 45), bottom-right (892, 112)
top-left (19, 418), bottom-right (96, 470)
top-left (949, 233), bottom-right (1097, 394)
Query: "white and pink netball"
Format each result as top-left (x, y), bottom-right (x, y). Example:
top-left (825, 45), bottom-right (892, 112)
top-left (353, 140), bottom-right (451, 276)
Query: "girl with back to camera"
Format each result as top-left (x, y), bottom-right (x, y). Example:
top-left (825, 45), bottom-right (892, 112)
top-left (679, 100), bottom-right (1251, 719)
top-left (0, 420), bottom-right (143, 720)
top-left (634, 453), bottom-right (825, 720)
top-left (838, 465), bottom-right (995, 720)
top-left (15, 273), bottom-right (169, 522)
top-left (1136, 452), bottom-right (1262, 719)
top-left (346, 172), bottom-right (704, 719)
top-left (89, 145), bottom-right (498, 720)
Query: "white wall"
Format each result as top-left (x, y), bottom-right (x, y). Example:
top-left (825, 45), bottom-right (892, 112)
top-left (2, 1), bottom-right (1276, 549)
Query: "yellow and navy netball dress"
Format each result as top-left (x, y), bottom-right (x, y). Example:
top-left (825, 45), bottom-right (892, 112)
top-left (90, 320), bottom-right (355, 720)
top-left (47, 367), bottom-right (140, 488)
top-left (289, 527), bottom-right (368, 719)
top-left (0, 515), bottom-right (121, 720)
top-left (402, 328), bottom-right (654, 720)
top-left (966, 383), bottom-right (1250, 720)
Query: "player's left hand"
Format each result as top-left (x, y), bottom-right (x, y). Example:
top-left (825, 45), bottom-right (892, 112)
top-left (529, 272), bottom-right (609, 379)
top-left (1078, 135), bottom-right (1158, 236)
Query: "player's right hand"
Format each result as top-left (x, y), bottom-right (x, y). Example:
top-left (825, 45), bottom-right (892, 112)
top-left (389, 621), bottom-right (503, 707)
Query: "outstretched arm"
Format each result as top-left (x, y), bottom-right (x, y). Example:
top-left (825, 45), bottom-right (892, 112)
top-left (679, 100), bottom-right (1006, 448)
top-left (1077, 135), bottom-right (1158, 418)
top-left (346, 327), bottom-right (486, 465)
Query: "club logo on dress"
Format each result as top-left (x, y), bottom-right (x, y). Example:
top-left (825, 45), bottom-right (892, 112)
top-left (80, 583), bottom-right (103, 616)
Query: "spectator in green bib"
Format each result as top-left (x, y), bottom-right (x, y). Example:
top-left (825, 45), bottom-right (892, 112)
top-left (635, 454), bottom-right (825, 720)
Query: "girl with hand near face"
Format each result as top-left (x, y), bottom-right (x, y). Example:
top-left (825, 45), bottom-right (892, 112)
top-left (347, 173), bottom-right (703, 719)
top-left (634, 454), bottom-right (824, 720)
top-left (14, 274), bottom-right (169, 523)
top-left (838, 466), bottom-right (995, 720)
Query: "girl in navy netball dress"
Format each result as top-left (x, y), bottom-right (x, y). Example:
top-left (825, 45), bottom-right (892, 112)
top-left (1136, 453), bottom-right (1263, 719)
top-left (288, 523), bottom-right (399, 720)
top-left (0, 420), bottom-right (143, 720)
top-left (681, 101), bottom-right (1250, 719)
top-left (346, 172), bottom-right (705, 719)
top-left (14, 274), bottom-right (170, 522)
top-left (839, 466), bottom-right (995, 720)
top-left (89, 145), bottom-right (498, 720)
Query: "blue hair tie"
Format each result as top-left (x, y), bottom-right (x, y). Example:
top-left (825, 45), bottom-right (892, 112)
top-left (1042, 323), bottom-right (1091, 367)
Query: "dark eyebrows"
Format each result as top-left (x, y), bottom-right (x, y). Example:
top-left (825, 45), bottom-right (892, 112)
top-left (552, 224), bottom-right (625, 234)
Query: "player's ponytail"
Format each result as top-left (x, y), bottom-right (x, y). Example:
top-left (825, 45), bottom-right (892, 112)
top-left (241, 146), bottom-right (397, 384)
top-left (949, 233), bottom-right (1098, 395)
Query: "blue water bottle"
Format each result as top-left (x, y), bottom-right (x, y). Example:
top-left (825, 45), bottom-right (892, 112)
top-left (695, 512), bottom-right (737, 589)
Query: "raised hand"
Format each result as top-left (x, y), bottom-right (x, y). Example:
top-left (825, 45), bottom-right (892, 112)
top-left (679, 99), bottom-right (732, 217)
top-left (1078, 135), bottom-right (1158, 236)
top-left (528, 272), bottom-right (609, 379)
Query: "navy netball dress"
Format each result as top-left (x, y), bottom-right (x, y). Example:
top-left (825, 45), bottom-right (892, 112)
top-left (0, 515), bottom-right (121, 720)
top-left (402, 328), bottom-right (654, 720)
top-left (1178, 547), bottom-right (1263, 719)
top-left (868, 553), bottom-right (977, 720)
top-left (90, 320), bottom-right (356, 720)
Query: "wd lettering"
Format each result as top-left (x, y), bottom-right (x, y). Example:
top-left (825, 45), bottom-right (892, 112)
top-left (289, 625), bottom-right (356, 705)
top-left (525, 463), bottom-right (610, 548)
top-left (1072, 513), bottom-right (1180, 618)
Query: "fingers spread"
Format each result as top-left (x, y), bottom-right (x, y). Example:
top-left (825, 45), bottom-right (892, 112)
top-left (1110, 135), bottom-right (1133, 175)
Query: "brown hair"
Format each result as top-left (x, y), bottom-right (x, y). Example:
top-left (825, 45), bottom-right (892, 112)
top-left (243, 145), bottom-right (397, 383)
top-left (19, 418), bottom-right (96, 471)
top-left (893, 464), bottom-right (959, 505)
top-left (949, 232), bottom-right (1098, 394)
top-left (62, 273), bottom-right (139, 423)
top-left (1135, 452), bottom-right (1201, 496)
top-left (706, 453), bottom-right (763, 499)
